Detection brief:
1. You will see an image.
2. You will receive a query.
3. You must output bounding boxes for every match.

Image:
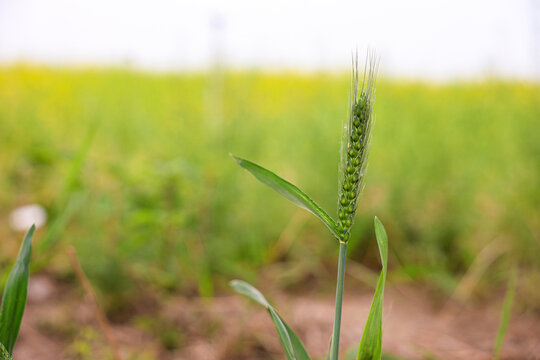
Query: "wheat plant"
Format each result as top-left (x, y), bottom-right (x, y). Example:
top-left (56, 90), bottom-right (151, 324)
top-left (230, 53), bottom-right (387, 360)
top-left (0, 225), bottom-right (35, 360)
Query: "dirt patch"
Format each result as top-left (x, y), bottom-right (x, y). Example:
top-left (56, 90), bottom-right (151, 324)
top-left (12, 275), bottom-right (540, 359)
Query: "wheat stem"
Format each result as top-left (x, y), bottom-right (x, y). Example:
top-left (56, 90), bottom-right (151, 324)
top-left (330, 242), bottom-right (348, 360)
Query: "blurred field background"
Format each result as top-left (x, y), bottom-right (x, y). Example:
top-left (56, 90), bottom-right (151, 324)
top-left (1, 65), bottom-right (539, 301)
top-left (1, 0), bottom-right (540, 358)
top-left (2, 66), bottom-right (539, 295)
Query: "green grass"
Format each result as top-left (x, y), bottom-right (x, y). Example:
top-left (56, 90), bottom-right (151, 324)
top-left (0, 66), bottom-right (539, 307)
top-left (0, 226), bottom-right (34, 358)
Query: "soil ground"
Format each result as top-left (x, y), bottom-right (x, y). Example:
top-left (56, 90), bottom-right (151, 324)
top-left (13, 275), bottom-right (540, 360)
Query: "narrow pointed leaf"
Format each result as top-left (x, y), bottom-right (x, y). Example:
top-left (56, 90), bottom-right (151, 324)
top-left (230, 280), bottom-right (311, 360)
top-left (0, 225), bottom-right (34, 354)
top-left (232, 155), bottom-right (339, 239)
top-left (326, 335), bottom-right (333, 360)
top-left (269, 307), bottom-right (296, 360)
top-left (284, 321), bottom-right (311, 360)
top-left (493, 267), bottom-right (517, 360)
top-left (357, 217), bottom-right (388, 360)
top-left (0, 342), bottom-right (12, 360)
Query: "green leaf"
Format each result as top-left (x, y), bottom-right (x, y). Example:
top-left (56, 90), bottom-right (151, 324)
top-left (284, 321), bottom-right (311, 360)
top-left (0, 225), bottom-right (35, 355)
top-left (229, 278), bottom-right (270, 307)
top-left (230, 280), bottom-right (311, 360)
top-left (269, 307), bottom-right (296, 360)
top-left (493, 266), bottom-right (517, 360)
top-left (232, 155), bottom-right (339, 239)
top-left (0, 342), bottom-right (12, 360)
top-left (37, 191), bottom-right (86, 253)
top-left (357, 217), bottom-right (388, 360)
top-left (38, 121), bottom-right (97, 256)
top-left (326, 335), bottom-right (332, 360)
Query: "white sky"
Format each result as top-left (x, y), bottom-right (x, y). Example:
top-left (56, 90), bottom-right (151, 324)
top-left (0, 0), bottom-right (538, 79)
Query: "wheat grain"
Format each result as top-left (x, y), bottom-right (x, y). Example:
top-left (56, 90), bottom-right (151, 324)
top-left (337, 52), bottom-right (377, 242)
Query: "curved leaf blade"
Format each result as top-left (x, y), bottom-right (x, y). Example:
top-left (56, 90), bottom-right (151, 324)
top-left (269, 307), bottom-right (296, 360)
top-left (232, 155), bottom-right (339, 239)
top-left (230, 279), bottom-right (270, 308)
top-left (493, 266), bottom-right (517, 360)
top-left (230, 280), bottom-right (311, 360)
top-left (284, 321), bottom-right (311, 360)
top-left (0, 225), bottom-right (34, 354)
top-left (326, 335), bottom-right (332, 360)
top-left (357, 217), bottom-right (388, 360)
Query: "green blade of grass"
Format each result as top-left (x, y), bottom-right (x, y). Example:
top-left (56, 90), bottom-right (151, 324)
top-left (230, 280), bottom-right (311, 360)
top-left (56, 121), bottom-right (98, 208)
top-left (268, 307), bottom-right (296, 360)
top-left (38, 122), bottom-right (97, 255)
top-left (493, 266), bottom-right (517, 360)
top-left (36, 191), bottom-right (87, 257)
top-left (326, 335), bottom-right (332, 360)
top-left (0, 225), bottom-right (35, 354)
top-left (0, 342), bottom-right (12, 360)
top-left (232, 155), bottom-right (339, 239)
top-left (357, 217), bottom-right (388, 360)
top-left (284, 321), bottom-right (311, 360)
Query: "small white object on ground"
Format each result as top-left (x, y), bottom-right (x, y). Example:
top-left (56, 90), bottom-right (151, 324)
top-left (9, 204), bottom-right (47, 231)
top-left (27, 275), bottom-right (55, 303)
